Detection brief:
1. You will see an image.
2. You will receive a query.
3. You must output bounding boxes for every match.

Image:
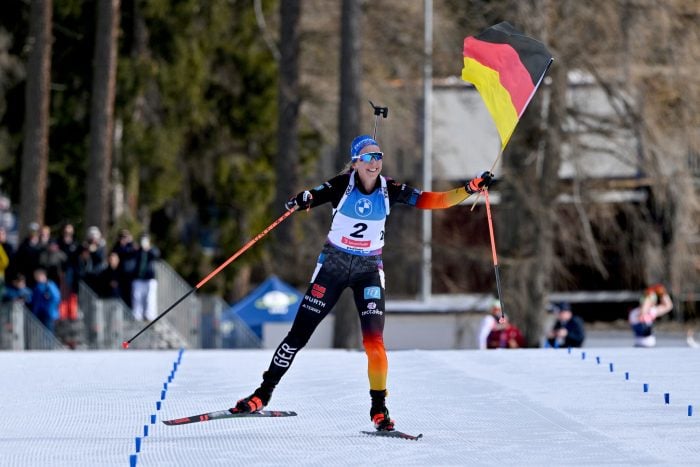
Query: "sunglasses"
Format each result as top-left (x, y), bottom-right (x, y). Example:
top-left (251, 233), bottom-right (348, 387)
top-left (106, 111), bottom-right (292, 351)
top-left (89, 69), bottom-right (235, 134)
top-left (354, 151), bottom-right (383, 163)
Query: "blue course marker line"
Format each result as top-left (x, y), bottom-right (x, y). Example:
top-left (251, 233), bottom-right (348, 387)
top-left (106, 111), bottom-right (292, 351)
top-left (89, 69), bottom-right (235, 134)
top-left (128, 349), bottom-right (186, 465)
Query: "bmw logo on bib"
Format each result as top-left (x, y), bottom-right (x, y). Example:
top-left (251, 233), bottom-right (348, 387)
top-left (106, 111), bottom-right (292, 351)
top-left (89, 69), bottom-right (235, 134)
top-left (355, 198), bottom-right (372, 217)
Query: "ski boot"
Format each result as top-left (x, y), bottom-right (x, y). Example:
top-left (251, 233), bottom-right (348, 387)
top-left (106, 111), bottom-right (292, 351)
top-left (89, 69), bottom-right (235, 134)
top-left (231, 394), bottom-right (265, 414)
top-left (371, 406), bottom-right (395, 431)
top-left (370, 389), bottom-right (394, 431)
top-left (231, 386), bottom-right (272, 414)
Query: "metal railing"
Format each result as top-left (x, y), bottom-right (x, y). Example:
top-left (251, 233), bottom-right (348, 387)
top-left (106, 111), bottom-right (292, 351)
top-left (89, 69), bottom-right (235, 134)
top-left (154, 260), bottom-right (201, 348)
top-left (0, 301), bottom-right (65, 351)
top-left (78, 281), bottom-right (188, 350)
top-left (79, 282), bottom-right (133, 349)
top-left (2, 261), bottom-right (261, 350)
top-left (200, 294), bottom-right (261, 348)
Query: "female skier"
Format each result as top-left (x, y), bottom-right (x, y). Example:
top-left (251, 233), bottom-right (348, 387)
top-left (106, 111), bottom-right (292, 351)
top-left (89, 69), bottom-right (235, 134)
top-left (233, 134), bottom-right (493, 431)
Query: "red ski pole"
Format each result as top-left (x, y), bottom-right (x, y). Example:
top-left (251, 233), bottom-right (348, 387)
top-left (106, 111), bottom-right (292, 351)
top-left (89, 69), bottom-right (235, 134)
top-left (483, 188), bottom-right (506, 322)
top-left (122, 208), bottom-right (296, 349)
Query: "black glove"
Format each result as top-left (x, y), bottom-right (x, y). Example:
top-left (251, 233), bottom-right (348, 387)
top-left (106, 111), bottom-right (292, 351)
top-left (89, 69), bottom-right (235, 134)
top-left (285, 190), bottom-right (314, 212)
top-left (466, 171), bottom-right (494, 194)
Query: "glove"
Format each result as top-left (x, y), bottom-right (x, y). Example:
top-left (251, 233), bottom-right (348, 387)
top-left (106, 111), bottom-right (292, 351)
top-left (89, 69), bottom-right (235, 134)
top-left (466, 171), bottom-right (494, 194)
top-left (285, 190), bottom-right (313, 212)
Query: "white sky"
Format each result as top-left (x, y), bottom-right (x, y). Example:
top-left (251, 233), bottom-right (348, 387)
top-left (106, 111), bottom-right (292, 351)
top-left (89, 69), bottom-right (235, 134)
top-left (2, 347), bottom-right (699, 466)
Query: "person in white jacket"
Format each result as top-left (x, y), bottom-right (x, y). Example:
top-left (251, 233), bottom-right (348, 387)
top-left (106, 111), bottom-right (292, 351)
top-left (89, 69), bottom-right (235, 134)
top-left (478, 299), bottom-right (504, 349)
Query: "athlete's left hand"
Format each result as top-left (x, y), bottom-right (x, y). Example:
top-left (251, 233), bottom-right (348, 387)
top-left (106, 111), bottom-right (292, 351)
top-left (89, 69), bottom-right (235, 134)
top-left (466, 171), bottom-right (494, 194)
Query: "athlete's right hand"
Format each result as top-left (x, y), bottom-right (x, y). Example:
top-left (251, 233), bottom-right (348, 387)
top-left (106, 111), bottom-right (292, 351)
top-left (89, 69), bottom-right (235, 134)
top-left (285, 190), bottom-right (314, 212)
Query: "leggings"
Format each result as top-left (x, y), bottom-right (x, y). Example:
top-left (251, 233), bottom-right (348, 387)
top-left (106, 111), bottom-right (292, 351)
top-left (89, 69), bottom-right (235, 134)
top-left (262, 243), bottom-right (388, 391)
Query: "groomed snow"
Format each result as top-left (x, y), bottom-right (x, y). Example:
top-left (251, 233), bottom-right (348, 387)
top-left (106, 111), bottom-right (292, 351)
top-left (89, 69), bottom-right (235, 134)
top-left (2, 347), bottom-right (699, 466)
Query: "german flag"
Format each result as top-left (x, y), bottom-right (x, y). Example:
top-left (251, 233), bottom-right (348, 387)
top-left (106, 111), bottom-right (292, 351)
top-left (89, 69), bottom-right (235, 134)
top-left (462, 22), bottom-right (553, 152)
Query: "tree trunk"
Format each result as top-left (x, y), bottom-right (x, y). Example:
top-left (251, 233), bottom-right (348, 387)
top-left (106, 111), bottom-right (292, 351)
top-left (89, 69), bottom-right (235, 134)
top-left (273, 0), bottom-right (301, 274)
top-left (19, 0), bottom-right (52, 236)
top-left (337, 0), bottom-right (362, 171)
top-left (85, 0), bottom-right (120, 234)
top-left (498, 57), bottom-right (565, 348)
top-left (123, 0), bottom-right (150, 221)
top-left (333, 0), bottom-right (363, 348)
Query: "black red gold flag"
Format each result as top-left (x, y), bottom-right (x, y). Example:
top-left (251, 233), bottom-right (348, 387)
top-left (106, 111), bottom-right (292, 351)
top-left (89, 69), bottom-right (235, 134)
top-left (462, 22), bottom-right (553, 152)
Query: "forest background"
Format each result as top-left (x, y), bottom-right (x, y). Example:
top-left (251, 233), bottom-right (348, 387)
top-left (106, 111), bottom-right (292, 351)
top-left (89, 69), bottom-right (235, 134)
top-left (0, 0), bottom-right (698, 346)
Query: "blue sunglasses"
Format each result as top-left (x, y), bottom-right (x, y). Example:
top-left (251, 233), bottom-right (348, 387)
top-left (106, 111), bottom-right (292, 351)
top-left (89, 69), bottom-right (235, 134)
top-left (354, 151), bottom-right (383, 163)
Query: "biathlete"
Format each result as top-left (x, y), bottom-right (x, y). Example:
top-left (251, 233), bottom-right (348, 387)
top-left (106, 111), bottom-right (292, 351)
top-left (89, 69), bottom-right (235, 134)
top-left (232, 134), bottom-right (493, 431)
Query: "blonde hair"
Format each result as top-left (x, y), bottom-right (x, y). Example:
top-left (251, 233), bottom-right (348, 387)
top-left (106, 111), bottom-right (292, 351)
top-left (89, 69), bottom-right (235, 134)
top-left (338, 161), bottom-right (355, 176)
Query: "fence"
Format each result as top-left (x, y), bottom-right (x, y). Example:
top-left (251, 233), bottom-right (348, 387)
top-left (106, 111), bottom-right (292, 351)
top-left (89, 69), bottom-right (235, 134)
top-left (200, 294), bottom-right (261, 348)
top-left (155, 261), bottom-right (261, 348)
top-left (2, 261), bottom-right (261, 351)
top-left (79, 281), bottom-right (189, 350)
top-left (155, 261), bottom-right (201, 348)
top-left (79, 282), bottom-right (133, 349)
top-left (0, 301), bottom-right (65, 351)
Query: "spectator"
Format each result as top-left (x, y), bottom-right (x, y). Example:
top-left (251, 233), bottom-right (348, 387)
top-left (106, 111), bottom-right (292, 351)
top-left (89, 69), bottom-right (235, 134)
top-left (38, 224), bottom-right (52, 249)
top-left (12, 222), bottom-right (42, 287)
top-left (94, 252), bottom-right (126, 300)
top-left (2, 273), bottom-right (32, 304)
top-left (57, 223), bottom-right (80, 292)
top-left (486, 314), bottom-right (525, 349)
top-left (477, 298), bottom-right (504, 349)
top-left (131, 234), bottom-right (159, 321)
top-left (78, 226), bottom-right (107, 289)
top-left (0, 226), bottom-right (14, 292)
top-left (629, 284), bottom-right (673, 348)
top-left (30, 268), bottom-right (61, 333)
top-left (57, 224), bottom-right (80, 320)
top-left (111, 229), bottom-right (136, 306)
top-left (546, 302), bottom-right (586, 348)
top-left (39, 240), bottom-right (67, 289)
top-left (477, 298), bottom-right (524, 349)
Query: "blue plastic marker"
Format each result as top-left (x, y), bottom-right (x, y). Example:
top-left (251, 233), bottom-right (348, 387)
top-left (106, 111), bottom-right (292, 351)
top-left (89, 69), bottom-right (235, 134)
top-left (156, 401), bottom-right (161, 411)
top-left (643, 383), bottom-right (649, 393)
top-left (130, 454), bottom-right (137, 467)
top-left (596, 356), bottom-right (600, 364)
top-left (135, 437), bottom-right (141, 453)
top-left (151, 414), bottom-right (156, 424)
top-left (143, 425), bottom-right (149, 437)
top-left (609, 363), bottom-right (614, 372)
top-left (625, 372), bottom-right (629, 380)
top-left (581, 352), bottom-right (586, 360)
top-left (688, 405), bottom-right (693, 416)
top-left (161, 390), bottom-right (166, 400)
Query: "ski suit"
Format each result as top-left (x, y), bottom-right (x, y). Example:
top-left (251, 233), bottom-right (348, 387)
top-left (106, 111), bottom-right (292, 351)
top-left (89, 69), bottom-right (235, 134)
top-left (261, 170), bottom-right (471, 392)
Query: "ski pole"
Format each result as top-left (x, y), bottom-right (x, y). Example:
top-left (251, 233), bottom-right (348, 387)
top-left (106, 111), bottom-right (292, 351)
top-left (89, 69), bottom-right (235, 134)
top-left (122, 208), bottom-right (296, 349)
top-left (482, 188), bottom-right (506, 322)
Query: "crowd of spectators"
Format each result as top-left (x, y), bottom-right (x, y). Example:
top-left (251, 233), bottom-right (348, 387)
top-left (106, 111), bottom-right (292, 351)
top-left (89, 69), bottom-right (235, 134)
top-left (0, 222), bottom-right (160, 336)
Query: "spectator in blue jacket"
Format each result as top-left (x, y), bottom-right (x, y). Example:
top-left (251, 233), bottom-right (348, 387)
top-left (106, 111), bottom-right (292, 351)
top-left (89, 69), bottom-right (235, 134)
top-left (2, 273), bottom-right (32, 304)
top-left (31, 268), bottom-right (61, 333)
top-left (546, 302), bottom-right (586, 348)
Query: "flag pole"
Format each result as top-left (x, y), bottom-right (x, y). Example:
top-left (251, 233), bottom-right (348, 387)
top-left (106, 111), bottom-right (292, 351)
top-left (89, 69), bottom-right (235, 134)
top-left (483, 188), bottom-right (505, 321)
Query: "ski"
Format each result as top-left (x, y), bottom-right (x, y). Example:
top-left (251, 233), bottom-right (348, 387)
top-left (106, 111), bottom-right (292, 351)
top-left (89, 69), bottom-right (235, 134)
top-left (163, 409), bottom-right (297, 426)
top-left (361, 430), bottom-right (423, 441)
